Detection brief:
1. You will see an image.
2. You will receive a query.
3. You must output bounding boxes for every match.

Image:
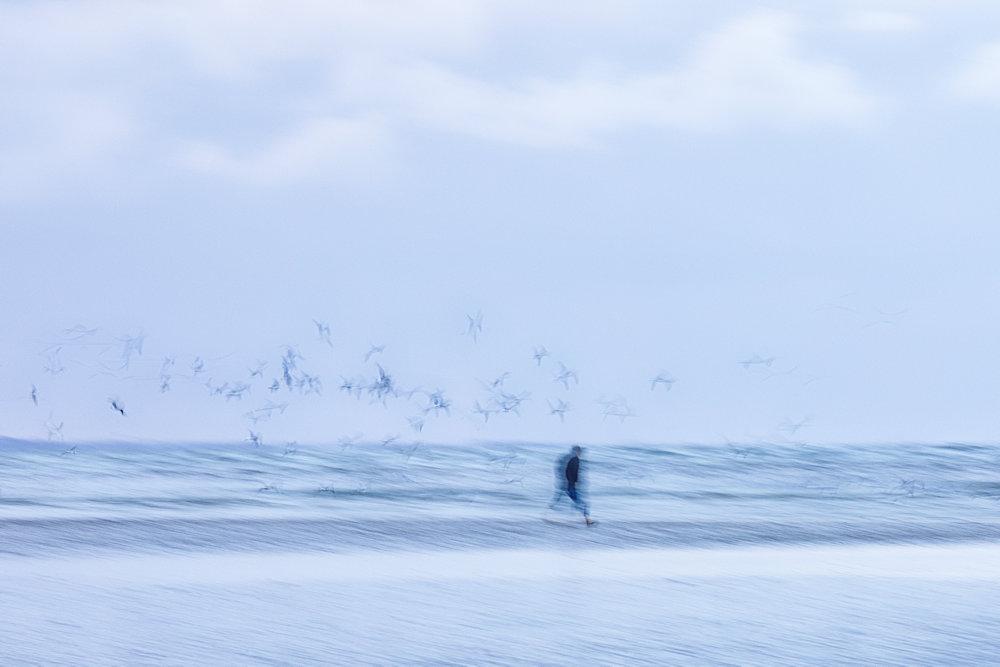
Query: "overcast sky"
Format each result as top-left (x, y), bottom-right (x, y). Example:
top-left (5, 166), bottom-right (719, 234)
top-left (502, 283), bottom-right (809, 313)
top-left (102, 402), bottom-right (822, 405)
top-left (3, 1), bottom-right (1000, 446)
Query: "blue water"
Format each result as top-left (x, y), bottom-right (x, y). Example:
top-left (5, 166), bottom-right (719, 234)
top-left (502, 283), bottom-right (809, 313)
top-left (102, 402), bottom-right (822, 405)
top-left (3, 440), bottom-right (1000, 664)
top-left (2, 440), bottom-right (999, 555)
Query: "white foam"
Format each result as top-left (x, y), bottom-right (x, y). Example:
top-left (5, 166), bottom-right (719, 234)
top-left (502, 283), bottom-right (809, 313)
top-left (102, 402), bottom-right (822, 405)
top-left (5, 541), bottom-right (1000, 586)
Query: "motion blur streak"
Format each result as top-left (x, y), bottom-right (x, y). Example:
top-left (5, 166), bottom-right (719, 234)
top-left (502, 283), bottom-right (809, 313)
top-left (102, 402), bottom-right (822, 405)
top-left (2, 440), bottom-right (1000, 663)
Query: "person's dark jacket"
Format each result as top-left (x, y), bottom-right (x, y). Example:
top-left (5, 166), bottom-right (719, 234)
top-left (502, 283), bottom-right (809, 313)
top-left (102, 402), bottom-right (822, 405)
top-left (564, 455), bottom-right (580, 486)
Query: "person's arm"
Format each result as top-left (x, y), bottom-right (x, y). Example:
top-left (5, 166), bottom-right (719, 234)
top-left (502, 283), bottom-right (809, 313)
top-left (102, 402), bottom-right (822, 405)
top-left (565, 457), bottom-right (579, 485)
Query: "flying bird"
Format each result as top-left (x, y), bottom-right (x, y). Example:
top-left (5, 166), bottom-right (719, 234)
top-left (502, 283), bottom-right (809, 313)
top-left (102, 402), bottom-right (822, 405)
top-left (778, 417), bottom-right (812, 436)
top-left (297, 373), bottom-right (323, 395)
top-left (281, 346), bottom-right (304, 389)
top-left (472, 401), bottom-right (494, 423)
top-left (339, 376), bottom-right (364, 399)
top-left (225, 383), bottom-right (251, 401)
top-left (313, 319), bottom-right (333, 347)
top-left (43, 348), bottom-right (66, 375)
top-left (488, 452), bottom-right (521, 470)
top-left (423, 389), bottom-right (451, 416)
top-left (398, 443), bottom-right (420, 461)
top-left (650, 371), bottom-right (676, 392)
top-left (109, 398), bottom-right (126, 416)
top-left (553, 362), bottom-right (578, 389)
top-left (61, 324), bottom-right (99, 340)
top-left (481, 372), bottom-right (510, 391)
top-left (761, 365), bottom-right (799, 382)
top-left (337, 432), bottom-right (363, 449)
top-left (494, 390), bottom-right (529, 415)
top-left (368, 365), bottom-right (396, 403)
top-left (45, 416), bottom-right (64, 441)
top-left (244, 400), bottom-right (288, 424)
top-left (532, 346), bottom-right (549, 366)
top-left (548, 398), bottom-right (570, 422)
top-left (598, 395), bottom-right (636, 423)
top-left (116, 331), bottom-right (146, 369)
top-left (159, 358), bottom-right (174, 392)
top-left (739, 355), bottom-right (776, 370)
top-left (363, 344), bottom-right (385, 362)
top-left (464, 310), bottom-right (484, 342)
top-left (863, 308), bottom-right (909, 329)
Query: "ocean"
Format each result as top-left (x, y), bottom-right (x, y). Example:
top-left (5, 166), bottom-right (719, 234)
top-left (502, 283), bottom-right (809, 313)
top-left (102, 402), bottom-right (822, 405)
top-left (2, 440), bottom-right (1000, 664)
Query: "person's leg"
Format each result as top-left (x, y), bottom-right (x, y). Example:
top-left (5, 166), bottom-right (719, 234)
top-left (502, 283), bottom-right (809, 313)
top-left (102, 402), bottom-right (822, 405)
top-left (566, 485), bottom-right (590, 518)
top-left (549, 487), bottom-right (565, 509)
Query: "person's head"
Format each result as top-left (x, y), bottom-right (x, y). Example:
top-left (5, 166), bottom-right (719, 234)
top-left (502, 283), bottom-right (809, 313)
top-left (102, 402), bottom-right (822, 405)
top-left (572, 445), bottom-right (583, 457)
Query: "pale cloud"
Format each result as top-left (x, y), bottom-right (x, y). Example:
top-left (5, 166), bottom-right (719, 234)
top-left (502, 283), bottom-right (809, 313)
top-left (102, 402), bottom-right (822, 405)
top-left (0, 3), bottom-right (882, 193)
top-left (179, 117), bottom-right (387, 185)
top-left (383, 12), bottom-right (880, 147)
top-left (0, 1), bottom-right (490, 76)
top-left (952, 41), bottom-right (1000, 104)
top-left (842, 10), bottom-right (920, 33)
top-left (647, 11), bottom-right (880, 129)
top-left (0, 92), bottom-right (137, 200)
top-left (0, 1), bottom-right (486, 194)
top-left (147, 1), bottom-right (491, 79)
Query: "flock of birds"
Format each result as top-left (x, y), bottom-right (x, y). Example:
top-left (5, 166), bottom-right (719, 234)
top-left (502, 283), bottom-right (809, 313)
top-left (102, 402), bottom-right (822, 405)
top-left (6, 294), bottom-right (908, 453)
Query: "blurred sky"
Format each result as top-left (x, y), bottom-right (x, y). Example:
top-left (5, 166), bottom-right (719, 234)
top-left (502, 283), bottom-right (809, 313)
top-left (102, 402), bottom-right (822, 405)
top-left (3, 1), bottom-right (1000, 445)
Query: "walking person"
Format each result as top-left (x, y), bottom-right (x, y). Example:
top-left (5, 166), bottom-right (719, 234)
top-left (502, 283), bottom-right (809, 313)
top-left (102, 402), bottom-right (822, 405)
top-left (550, 445), bottom-right (594, 525)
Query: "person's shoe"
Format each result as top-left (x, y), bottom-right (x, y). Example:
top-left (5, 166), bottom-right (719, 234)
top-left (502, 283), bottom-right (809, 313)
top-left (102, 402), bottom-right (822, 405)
top-left (585, 517), bottom-right (595, 526)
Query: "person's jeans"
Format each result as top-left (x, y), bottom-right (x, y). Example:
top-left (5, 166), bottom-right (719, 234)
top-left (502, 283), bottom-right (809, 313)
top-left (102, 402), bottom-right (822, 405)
top-left (550, 484), bottom-right (590, 517)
